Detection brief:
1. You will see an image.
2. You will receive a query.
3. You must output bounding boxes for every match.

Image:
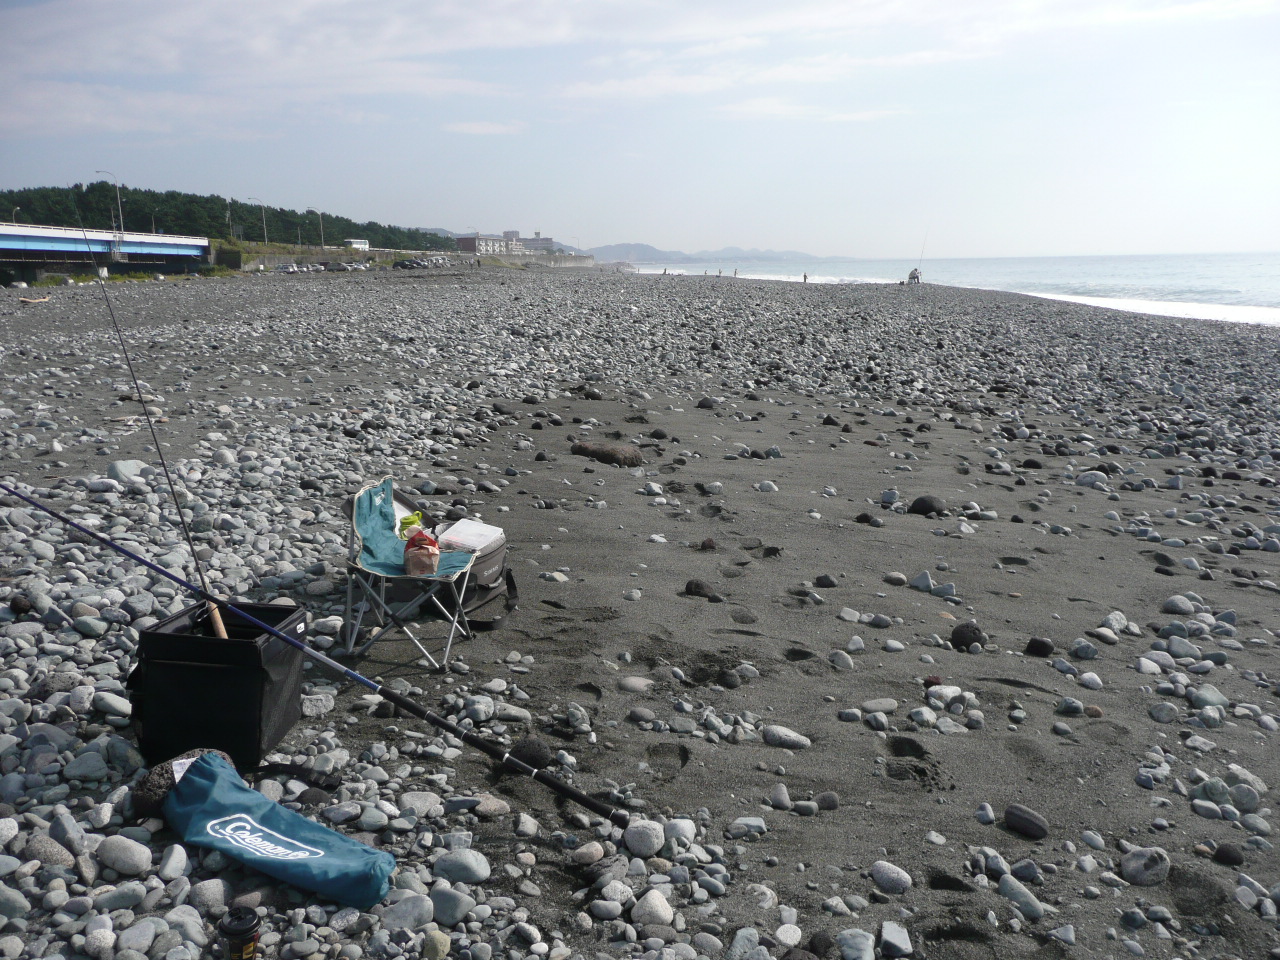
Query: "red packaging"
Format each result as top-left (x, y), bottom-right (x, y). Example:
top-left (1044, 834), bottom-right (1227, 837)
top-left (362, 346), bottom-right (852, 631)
top-left (403, 530), bottom-right (440, 576)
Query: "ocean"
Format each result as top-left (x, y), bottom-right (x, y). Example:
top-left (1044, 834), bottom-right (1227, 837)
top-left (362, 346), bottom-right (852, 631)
top-left (632, 251), bottom-right (1280, 326)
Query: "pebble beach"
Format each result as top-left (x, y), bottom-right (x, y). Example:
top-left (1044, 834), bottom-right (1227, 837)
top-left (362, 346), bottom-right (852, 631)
top-left (2, 268), bottom-right (1280, 960)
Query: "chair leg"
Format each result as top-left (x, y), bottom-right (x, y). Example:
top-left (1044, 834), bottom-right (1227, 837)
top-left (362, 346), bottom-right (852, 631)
top-left (343, 563), bottom-right (475, 670)
top-left (430, 570), bottom-right (473, 668)
top-left (345, 572), bottom-right (379, 653)
top-left (354, 584), bottom-right (441, 668)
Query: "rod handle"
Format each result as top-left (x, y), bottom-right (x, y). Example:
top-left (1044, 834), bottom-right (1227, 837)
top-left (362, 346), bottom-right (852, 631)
top-left (207, 602), bottom-right (229, 639)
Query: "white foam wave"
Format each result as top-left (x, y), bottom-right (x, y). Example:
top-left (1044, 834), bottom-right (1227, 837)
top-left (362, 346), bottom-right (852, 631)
top-left (1032, 294), bottom-right (1280, 326)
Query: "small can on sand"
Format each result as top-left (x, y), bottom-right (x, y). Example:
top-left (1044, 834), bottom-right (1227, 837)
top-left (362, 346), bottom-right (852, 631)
top-left (218, 906), bottom-right (263, 959)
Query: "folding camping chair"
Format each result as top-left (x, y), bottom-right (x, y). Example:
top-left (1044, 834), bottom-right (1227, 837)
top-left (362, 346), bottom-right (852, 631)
top-left (344, 476), bottom-right (474, 667)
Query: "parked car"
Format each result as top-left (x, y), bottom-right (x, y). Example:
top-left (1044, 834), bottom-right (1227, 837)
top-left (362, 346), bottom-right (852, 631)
top-left (274, 263), bottom-right (299, 274)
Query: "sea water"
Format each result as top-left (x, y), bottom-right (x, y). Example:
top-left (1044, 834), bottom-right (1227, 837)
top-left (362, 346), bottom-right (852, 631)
top-left (633, 251), bottom-right (1280, 326)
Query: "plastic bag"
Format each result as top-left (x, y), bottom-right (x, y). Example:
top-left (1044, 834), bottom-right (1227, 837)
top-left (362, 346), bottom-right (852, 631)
top-left (404, 529), bottom-right (440, 576)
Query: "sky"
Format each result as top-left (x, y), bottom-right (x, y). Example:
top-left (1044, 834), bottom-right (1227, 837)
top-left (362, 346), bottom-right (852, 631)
top-left (1, 0), bottom-right (1278, 259)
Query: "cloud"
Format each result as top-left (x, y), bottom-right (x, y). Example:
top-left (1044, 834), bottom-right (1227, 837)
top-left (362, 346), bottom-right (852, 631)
top-left (1, 0), bottom-right (1274, 135)
top-left (442, 121), bottom-right (527, 135)
top-left (721, 97), bottom-right (900, 123)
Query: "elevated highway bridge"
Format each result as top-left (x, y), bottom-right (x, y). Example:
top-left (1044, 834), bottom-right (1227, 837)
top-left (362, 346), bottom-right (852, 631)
top-left (0, 222), bottom-right (209, 283)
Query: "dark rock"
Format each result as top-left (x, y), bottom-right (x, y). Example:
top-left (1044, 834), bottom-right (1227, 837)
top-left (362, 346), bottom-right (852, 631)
top-left (506, 737), bottom-right (555, 771)
top-left (8, 596), bottom-right (32, 616)
top-left (699, 538), bottom-right (716, 552)
top-left (296, 787), bottom-right (331, 806)
top-left (684, 579), bottom-right (721, 601)
top-left (908, 495), bottom-right (947, 516)
top-left (716, 669), bottom-right (742, 690)
top-left (808, 931), bottom-right (838, 957)
top-left (1004, 803), bottom-right (1049, 840)
top-left (583, 854), bottom-right (629, 887)
top-left (815, 791), bottom-right (840, 811)
top-left (132, 748), bottom-right (236, 819)
top-left (697, 397), bottom-right (718, 409)
top-left (814, 574), bottom-right (839, 589)
top-left (570, 441), bottom-right (644, 468)
top-left (1212, 843), bottom-right (1245, 867)
top-left (1024, 637), bottom-right (1055, 657)
top-left (24, 834), bottom-right (74, 867)
top-left (30, 672), bottom-right (83, 701)
top-left (951, 621), bottom-right (988, 648)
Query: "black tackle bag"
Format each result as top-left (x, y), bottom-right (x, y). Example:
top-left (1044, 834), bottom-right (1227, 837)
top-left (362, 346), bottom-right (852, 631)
top-left (126, 602), bottom-right (306, 770)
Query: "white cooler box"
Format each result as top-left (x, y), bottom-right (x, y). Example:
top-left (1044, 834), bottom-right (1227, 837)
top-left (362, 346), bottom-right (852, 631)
top-left (436, 519), bottom-right (508, 612)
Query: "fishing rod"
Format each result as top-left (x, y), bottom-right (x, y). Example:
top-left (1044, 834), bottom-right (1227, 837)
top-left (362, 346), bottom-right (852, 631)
top-left (0, 479), bottom-right (630, 827)
top-left (71, 201), bottom-right (228, 638)
top-left (917, 228), bottom-right (929, 271)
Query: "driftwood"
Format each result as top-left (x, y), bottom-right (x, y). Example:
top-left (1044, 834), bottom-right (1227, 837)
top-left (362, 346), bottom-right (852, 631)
top-left (18, 296), bottom-right (50, 305)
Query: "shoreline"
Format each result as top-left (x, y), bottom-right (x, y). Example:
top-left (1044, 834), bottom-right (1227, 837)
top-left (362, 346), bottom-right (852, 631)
top-left (632, 252), bottom-right (1280, 326)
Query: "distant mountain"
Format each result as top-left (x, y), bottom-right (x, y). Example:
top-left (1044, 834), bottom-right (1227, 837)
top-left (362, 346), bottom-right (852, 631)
top-left (588, 242), bottom-right (821, 263)
top-left (418, 227), bottom-right (457, 238)
top-left (588, 243), bottom-right (685, 263)
top-left (693, 246), bottom-right (817, 261)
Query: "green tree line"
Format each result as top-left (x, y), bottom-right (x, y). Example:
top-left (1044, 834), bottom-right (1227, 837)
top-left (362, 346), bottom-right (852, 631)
top-left (0, 183), bottom-right (456, 252)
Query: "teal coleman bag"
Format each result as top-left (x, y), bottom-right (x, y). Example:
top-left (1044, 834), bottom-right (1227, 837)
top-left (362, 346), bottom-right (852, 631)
top-left (162, 753), bottom-right (395, 909)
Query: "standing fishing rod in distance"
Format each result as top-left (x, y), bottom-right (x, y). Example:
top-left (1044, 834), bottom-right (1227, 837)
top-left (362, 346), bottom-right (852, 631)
top-left (71, 203), bottom-right (227, 638)
top-left (0, 479), bottom-right (631, 828)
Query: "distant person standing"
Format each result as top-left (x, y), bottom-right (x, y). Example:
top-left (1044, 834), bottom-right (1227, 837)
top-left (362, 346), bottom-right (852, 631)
top-left (803, 273), bottom-right (808, 283)
top-left (908, 268), bottom-right (921, 284)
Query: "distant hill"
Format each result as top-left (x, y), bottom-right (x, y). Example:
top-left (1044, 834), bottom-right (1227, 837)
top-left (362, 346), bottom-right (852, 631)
top-left (588, 242), bottom-right (821, 263)
top-left (694, 246), bottom-right (817, 261)
top-left (588, 243), bottom-right (683, 263)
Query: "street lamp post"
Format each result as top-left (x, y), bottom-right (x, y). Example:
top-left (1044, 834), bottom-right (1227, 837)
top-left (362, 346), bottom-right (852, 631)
top-left (95, 170), bottom-right (125, 233)
top-left (248, 197), bottom-right (268, 244)
top-left (307, 209), bottom-right (324, 249)
top-left (11, 207), bottom-right (19, 224)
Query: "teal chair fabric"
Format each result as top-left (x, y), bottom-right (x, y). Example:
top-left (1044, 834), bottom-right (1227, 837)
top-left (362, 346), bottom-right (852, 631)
top-left (352, 477), bottom-right (470, 580)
